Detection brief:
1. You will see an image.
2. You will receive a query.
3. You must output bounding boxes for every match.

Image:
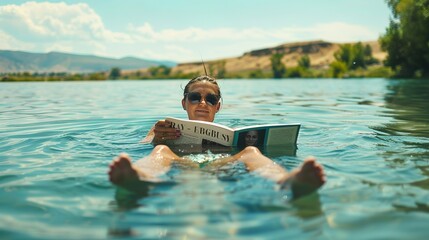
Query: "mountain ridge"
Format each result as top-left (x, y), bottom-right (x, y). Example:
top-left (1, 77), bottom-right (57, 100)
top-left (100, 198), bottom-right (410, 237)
top-left (0, 50), bottom-right (176, 73)
top-left (1, 40), bottom-right (386, 75)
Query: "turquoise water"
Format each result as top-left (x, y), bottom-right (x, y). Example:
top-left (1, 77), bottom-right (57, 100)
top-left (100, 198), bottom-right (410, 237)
top-left (1, 79), bottom-right (428, 239)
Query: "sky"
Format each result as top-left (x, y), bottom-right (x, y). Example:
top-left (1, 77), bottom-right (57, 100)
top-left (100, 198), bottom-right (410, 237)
top-left (0, 0), bottom-right (392, 63)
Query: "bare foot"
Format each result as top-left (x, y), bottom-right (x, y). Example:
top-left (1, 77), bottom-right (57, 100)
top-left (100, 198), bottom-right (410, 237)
top-left (108, 153), bottom-right (150, 192)
top-left (279, 156), bottom-right (326, 199)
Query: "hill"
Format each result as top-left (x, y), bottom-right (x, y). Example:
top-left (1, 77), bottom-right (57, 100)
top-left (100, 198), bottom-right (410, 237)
top-left (171, 40), bottom-right (386, 76)
top-left (0, 50), bottom-right (176, 73)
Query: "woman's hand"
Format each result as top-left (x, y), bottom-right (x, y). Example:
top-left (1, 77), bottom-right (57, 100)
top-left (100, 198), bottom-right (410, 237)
top-left (153, 120), bottom-right (181, 143)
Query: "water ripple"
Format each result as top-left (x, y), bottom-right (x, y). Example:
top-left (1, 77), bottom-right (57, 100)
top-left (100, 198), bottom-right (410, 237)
top-left (1, 79), bottom-right (429, 239)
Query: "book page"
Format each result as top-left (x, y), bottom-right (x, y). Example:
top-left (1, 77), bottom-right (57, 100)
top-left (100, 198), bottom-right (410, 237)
top-left (266, 126), bottom-right (299, 146)
top-left (166, 132), bottom-right (201, 145)
top-left (166, 117), bottom-right (235, 146)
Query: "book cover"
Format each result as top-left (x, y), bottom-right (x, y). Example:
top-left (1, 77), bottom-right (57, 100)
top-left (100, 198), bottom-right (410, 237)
top-left (164, 117), bottom-right (300, 148)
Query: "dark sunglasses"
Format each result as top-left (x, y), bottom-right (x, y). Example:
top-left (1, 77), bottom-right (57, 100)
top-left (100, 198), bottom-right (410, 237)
top-left (185, 92), bottom-right (220, 106)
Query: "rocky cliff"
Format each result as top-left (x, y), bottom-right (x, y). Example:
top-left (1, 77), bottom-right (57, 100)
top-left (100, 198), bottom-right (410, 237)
top-left (172, 40), bottom-right (386, 75)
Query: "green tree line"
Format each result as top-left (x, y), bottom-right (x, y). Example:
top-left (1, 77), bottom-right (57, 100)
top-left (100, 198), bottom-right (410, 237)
top-left (379, 0), bottom-right (429, 78)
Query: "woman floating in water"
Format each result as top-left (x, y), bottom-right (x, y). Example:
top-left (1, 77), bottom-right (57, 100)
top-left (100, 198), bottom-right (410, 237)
top-left (108, 75), bottom-right (325, 198)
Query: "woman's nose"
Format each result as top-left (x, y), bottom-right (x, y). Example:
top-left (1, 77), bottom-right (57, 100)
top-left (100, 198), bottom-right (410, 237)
top-left (199, 98), bottom-right (207, 105)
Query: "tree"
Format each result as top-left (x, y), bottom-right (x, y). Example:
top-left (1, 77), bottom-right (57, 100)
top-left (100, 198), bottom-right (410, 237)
top-left (158, 65), bottom-right (171, 77)
top-left (334, 44), bottom-right (354, 68)
top-left (364, 44), bottom-right (379, 65)
top-left (148, 65), bottom-right (171, 78)
top-left (109, 67), bottom-right (121, 79)
top-left (298, 55), bottom-right (311, 69)
top-left (215, 61), bottom-right (226, 79)
top-left (352, 42), bottom-right (366, 70)
top-left (286, 67), bottom-right (304, 78)
top-left (209, 61), bottom-right (227, 78)
top-left (249, 69), bottom-right (265, 78)
top-left (334, 42), bottom-right (378, 70)
top-left (379, 0), bottom-right (429, 78)
top-left (329, 61), bottom-right (347, 78)
top-left (270, 53), bottom-right (286, 78)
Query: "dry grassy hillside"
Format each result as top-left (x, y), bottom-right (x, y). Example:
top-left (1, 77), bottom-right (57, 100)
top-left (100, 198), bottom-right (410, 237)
top-left (171, 40), bottom-right (386, 76)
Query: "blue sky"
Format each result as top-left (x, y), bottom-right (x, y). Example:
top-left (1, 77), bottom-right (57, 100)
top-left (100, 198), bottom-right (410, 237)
top-left (0, 0), bottom-right (392, 62)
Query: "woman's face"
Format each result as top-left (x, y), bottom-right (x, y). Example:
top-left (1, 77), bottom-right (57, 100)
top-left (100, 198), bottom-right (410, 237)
top-left (245, 130), bottom-right (258, 146)
top-left (182, 81), bottom-right (220, 122)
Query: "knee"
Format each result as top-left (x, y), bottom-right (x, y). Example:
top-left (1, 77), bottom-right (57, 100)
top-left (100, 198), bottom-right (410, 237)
top-left (153, 144), bottom-right (172, 154)
top-left (242, 146), bottom-right (261, 155)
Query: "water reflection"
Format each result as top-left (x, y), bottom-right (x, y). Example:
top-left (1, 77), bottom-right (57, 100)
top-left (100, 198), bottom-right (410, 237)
top-left (382, 79), bottom-right (429, 137)
top-left (373, 80), bottom-right (429, 212)
top-left (7, 79), bottom-right (429, 238)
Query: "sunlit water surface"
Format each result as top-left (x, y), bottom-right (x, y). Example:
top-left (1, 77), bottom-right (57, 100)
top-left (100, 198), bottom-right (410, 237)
top-left (1, 79), bottom-right (429, 239)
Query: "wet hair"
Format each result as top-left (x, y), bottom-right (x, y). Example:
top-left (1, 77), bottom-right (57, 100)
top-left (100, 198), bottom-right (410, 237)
top-left (183, 75), bottom-right (222, 98)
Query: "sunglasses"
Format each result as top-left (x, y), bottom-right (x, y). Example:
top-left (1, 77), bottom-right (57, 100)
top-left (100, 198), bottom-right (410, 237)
top-left (185, 92), bottom-right (220, 106)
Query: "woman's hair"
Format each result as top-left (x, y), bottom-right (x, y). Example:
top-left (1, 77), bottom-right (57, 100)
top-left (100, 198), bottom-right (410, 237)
top-left (183, 75), bottom-right (222, 98)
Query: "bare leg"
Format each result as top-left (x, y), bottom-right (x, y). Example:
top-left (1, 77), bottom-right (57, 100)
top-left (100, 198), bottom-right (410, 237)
top-left (209, 147), bottom-right (325, 198)
top-left (207, 147), bottom-right (286, 178)
top-left (108, 145), bottom-right (197, 192)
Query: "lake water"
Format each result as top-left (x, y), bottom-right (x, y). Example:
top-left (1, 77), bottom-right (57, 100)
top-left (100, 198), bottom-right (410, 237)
top-left (1, 78), bottom-right (428, 239)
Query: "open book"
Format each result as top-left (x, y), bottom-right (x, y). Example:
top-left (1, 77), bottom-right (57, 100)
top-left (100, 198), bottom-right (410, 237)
top-left (158, 117), bottom-right (300, 148)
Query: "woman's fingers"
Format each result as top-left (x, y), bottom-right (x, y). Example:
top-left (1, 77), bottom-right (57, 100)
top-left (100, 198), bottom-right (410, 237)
top-left (155, 129), bottom-right (180, 140)
top-left (154, 120), bottom-right (181, 140)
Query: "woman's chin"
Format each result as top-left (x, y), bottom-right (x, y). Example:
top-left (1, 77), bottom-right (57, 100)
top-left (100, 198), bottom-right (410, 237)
top-left (191, 114), bottom-right (213, 122)
top-left (194, 117), bottom-right (211, 122)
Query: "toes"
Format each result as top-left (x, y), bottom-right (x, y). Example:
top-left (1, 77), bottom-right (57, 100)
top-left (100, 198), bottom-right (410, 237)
top-left (304, 156), bottom-right (317, 163)
top-left (108, 154), bottom-right (132, 183)
top-left (116, 157), bottom-right (132, 169)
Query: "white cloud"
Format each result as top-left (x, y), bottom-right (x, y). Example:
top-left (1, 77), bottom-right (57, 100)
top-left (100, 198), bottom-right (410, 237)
top-left (310, 22), bottom-right (377, 42)
top-left (128, 22), bottom-right (376, 44)
top-left (0, 2), bottom-right (129, 42)
top-left (0, 2), bottom-right (379, 61)
top-left (129, 24), bottom-right (275, 42)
